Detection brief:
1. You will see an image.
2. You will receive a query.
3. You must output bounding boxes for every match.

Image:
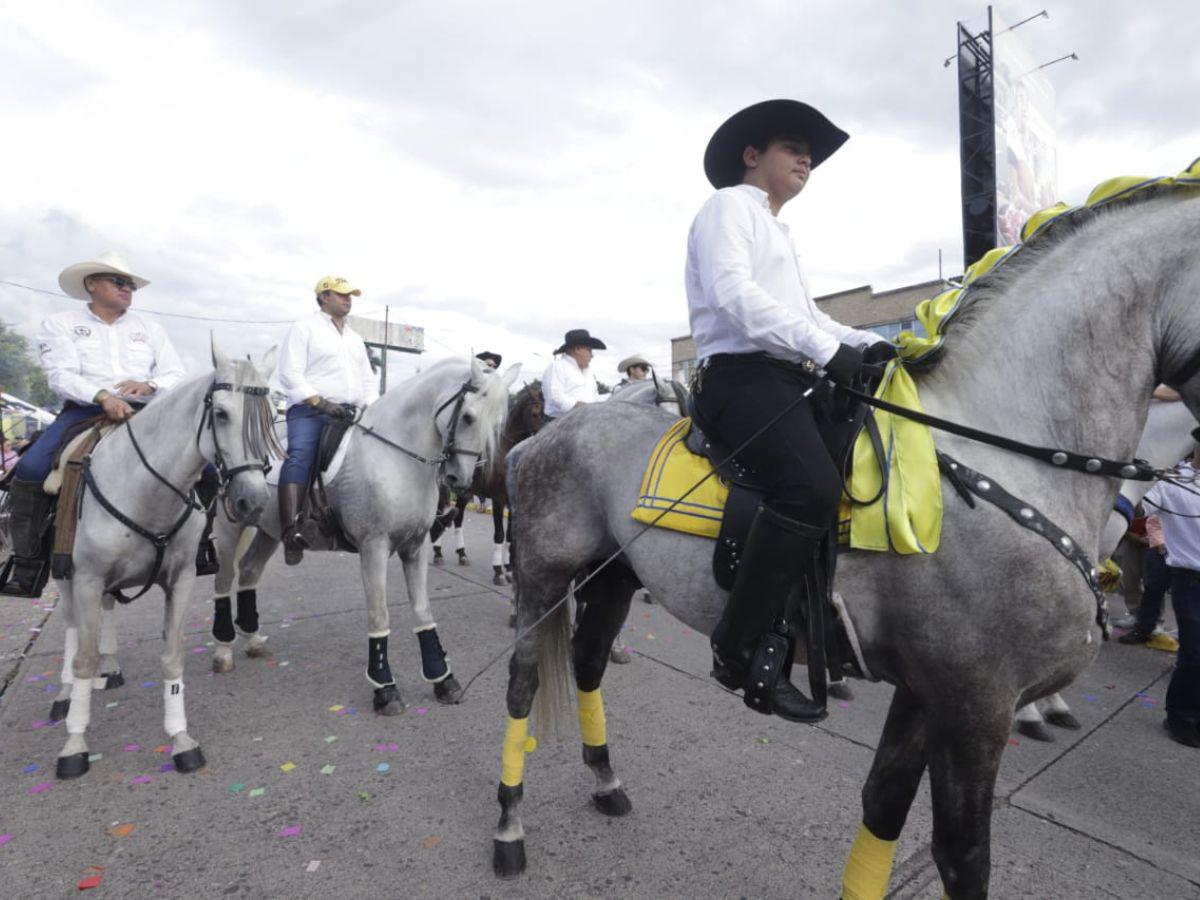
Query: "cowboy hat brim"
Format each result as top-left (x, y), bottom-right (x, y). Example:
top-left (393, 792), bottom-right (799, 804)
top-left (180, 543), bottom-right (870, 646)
top-left (58, 254), bottom-right (150, 301)
top-left (555, 337), bottom-right (607, 354)
top-left (617, 354), bottom-right (651, 373)
top-left (703, 99), bottom-right (849, 190)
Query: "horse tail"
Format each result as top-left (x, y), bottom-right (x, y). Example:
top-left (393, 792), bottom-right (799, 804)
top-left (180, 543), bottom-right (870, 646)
top-left (533, 594), bottom-right (574, 740)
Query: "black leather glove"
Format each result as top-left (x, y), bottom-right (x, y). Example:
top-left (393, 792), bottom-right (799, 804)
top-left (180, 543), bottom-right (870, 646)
top-left (823, 343), bottom-right (865, 386)
top-left (863, 341), bottom-right (899, 366)
top-left (313, 398), bottom-right (350, 419)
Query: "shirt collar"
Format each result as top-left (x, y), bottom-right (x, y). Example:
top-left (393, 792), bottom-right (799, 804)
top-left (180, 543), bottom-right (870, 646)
top-left (84, 304), bottom-right (128, 325)
top-left (733, 183), bottom-right (770, 209)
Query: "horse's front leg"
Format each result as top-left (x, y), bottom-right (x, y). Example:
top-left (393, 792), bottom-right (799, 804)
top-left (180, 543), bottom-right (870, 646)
top-left (212, 529), bottom-right (275, 673)
top-left (95, 594), bottom-right (124, 689)
top-left (400, 539), bottom-right (462, 704)
top-left (841, 688), bottom-right (927, 900)
top-left (161, 575), bottom-right (206, 773)
top-left (360, 537), bottom-right (404, 715)
top-left (55, 578), bottom-right (103, 779)
top-left (491, 502), bottom-right (508, 585)
top-left (48, 582), bottom-right (78, 723)
top-left (926, 697), bottom-right (1012, 899)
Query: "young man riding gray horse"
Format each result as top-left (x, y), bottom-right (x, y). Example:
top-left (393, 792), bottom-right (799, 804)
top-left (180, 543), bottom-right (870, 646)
top-left (687, 100), bottom-right (895, 721)
top-left (1, 251), bottom-right (186, 597)
top-left (276, 275), bottom-right (378, 566)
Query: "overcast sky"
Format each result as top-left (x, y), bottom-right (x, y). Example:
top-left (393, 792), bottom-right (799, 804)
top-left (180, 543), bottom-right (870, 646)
top-left (2, 1), bottom-right (1197, 392)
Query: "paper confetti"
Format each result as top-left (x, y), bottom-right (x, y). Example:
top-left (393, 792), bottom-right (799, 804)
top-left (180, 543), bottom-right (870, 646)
top-left (279, 825), bottom-right (302, 838)
top-left (328, 705), bottom-right (345, 712)
top-left (376, 763), bottom-right (390, 773)
top-left (78, 875), bottom-right (103, 890)
top-left (320, 765), bottom-right (336, 775)
top-left (0, 834), bottom-right (13, 847)
top-left (30, 782), bottom-right (53, 795)
top-left (88, 754), bottom-right (103, 763)
top-left (140, 681), bottom-right (157, 689)
top-left (107, 824), bottom-right (135, 838)
top-left (415, 707), bottom-right (429, 716)
top-left (158, 763), bottom-right (174, 773)
top-left (422, 836), bottom-right (442, 849)
top-left (357, 791), bottom-right (371, 801)
top-left (305, 860), bottom-right (321, 873)
top-left (22, 763), bottom-right (38, 774)
top-left (131, 775), bottom-right (152, 785)
top-left (230, 783), bottom-right (246, 793)
top-left (323, 736), bottom-right (338, 744)
top-left (154, 745), bottom-right (169, 754)
top-left (30, 720), bottom-right (47, 730)
top-left (105, 702), bottom-right (118, 709)
top-left (123, 743), bottom-right (141, 753)
top-left (280, 762), bottom-right (296, 773)
top-left (249, 788), bottom-right (265, 797)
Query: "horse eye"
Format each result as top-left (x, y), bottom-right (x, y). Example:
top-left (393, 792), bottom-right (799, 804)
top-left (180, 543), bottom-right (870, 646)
top-left (214, 409), bottom-right (231, 422)
top-left (461, 413), bottom-right (475, 426)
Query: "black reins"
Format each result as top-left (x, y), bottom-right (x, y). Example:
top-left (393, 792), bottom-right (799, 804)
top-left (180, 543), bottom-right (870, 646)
top-left (81, 379), bottom-right (271, 601)
top-left (354, 379), bottom-right (483, 478)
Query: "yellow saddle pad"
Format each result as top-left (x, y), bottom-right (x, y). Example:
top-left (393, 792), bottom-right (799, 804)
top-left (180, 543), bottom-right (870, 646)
top-left (630, 418), bottom-right (728, 539)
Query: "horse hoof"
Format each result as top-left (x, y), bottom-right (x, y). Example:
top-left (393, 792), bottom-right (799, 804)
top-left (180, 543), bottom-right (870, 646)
top-left (641, 590), bottom-right (655, 604)
top-left (56, 752), bottom-right (90, 780)
top-left (493, 572), bottom-right (506, 586)
top-left (1045, 710), bottom-right (1082, 730)
top-left (48, 699), bottom-right (71, 723)
top-left (457, 555), bottom-right (470, 566)
top-left (508, 614), bottom-right (517, 629)
top-left (1015, 720), bottom-right (1056, 743)
top-left (173, 747), bottom-right (206, 773)
top-left (828, 681), bottom-right (854, 701)
top-left (434, 676), bottom-right (463, 705)
top-left (505, 573), bottom-right (513, 584)
top-left (212, 654), bottom-right (235, 674)
top-left (592, 788), bottom-right (632, 817)
top-left (492, 839), bottom-right (527, 878)
top-left (373, 685), bottom-right (406, 716)
top-left (432, 556), bottom-right (445, 567)
top-left (244, 640), bottom-right (273, 660)
top-left (100, 672), bottom-right (125, 690)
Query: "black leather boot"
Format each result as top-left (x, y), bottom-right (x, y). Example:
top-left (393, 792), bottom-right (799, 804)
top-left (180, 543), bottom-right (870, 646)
top-left (710, 504), bottom-right (827, 723)
top-left (278, 482), bottom-right (308, 566)
top-left (0, 479), bottom-right (56, 597)
top-left (194, 468), bottom-right (220, 576)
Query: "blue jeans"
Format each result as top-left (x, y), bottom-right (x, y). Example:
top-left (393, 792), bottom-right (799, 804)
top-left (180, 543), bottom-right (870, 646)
top-left (12, 401), bottom-right (103, 483)
top-left (1166, 569), bottom-right (1200, 724)
top-left (279, 404), bottom-right (333, 486)
top-left (1136, 548), bottom-right (1171, 632)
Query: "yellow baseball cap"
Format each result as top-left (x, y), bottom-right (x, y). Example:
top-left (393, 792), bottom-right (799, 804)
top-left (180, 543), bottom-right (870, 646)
top-left (314, 276), bottom-right (362, 296)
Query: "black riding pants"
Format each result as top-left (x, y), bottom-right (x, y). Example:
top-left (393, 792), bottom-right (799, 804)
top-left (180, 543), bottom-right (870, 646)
top-left (693, 355), bottom-right (845, 525)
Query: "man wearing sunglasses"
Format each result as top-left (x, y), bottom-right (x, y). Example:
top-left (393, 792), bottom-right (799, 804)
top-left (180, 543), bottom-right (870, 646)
top-left (1, 251), bottom-right (185, 596)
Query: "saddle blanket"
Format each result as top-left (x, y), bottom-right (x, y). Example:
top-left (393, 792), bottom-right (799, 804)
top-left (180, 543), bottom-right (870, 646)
top-left (265, 428), bottom-right (354, 488)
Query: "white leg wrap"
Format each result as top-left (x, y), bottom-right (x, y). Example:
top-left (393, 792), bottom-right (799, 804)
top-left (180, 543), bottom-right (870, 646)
top-left (454, 526), bottom-right (466, 551)
top-left (61, 627), bottom-right (79, 685)
top-left (1044, 693), bottom-right (1071, 714)
top-left (1015, 703), bottom-right (1043, 724)
top-left (367, 629), bottom-right (391, 639)
top-left (492, 545), bottom-right (504, 566)
top-left (502, 543), bottom-right (510, 566)
top-left (413, 623), bottom-right (437, 634)
top-left (98, 609), bottom-right (118, 656)
top-left (66, 678), bottom-right (93, 735)
top-left (163, 679), bottom-right (188, 738)
top-left (431, 533), bottom-right (442, 549)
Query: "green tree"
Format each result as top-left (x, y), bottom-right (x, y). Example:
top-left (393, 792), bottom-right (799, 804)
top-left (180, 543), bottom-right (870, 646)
top-left (0, 321), bottom-right (57, 409)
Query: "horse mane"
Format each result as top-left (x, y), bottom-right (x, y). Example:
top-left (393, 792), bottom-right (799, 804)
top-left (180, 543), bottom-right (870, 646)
top-left (228, 357), bottom-right (283, 461)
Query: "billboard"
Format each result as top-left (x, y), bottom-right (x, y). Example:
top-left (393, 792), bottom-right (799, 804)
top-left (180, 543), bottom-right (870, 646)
top-left (992, 13), bottom-right (1059, 245)
top-left (346, 315), bottom-right (424, 353)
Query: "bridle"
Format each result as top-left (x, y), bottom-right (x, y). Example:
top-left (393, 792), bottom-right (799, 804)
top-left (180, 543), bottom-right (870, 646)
top-left (81, 378), bottom-right (271, 601)
top-left (354, 378), bottom-right (484, 481)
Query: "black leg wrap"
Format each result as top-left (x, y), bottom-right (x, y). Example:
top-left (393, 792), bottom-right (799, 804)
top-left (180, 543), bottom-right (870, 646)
top-left (367, 636), bottom-right (394, 687)
top-left (373, 683), bottom-right (405, 715)
top-left (56, 752), bottom-right (90, 780)
top-left (49, 699), bottom-right (71, 722)
top-left (433, 675), bottom-right (462, 704)
top-left (416, 628), bottom-right (449, 682)
top-left (172, 746), bottom-right (206, 773)
top-left (213, 596), bottom-right (236, 643)
top-left (101, 671), bottom-right (125, 690)
top-left (235, 589), bottom-right (259, 634)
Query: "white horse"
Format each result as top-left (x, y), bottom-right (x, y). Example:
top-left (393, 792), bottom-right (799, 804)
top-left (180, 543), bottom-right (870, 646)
top-left (51, 345), bottom-right (274, 779)
top-left (210, 357), bottom-right (518, 714)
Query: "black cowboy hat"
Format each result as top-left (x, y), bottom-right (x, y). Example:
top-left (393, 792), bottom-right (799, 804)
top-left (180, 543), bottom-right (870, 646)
top-left (703, 99), bottom-right (849, 190)
top-left (475, 351), bottom-right (503, 367)
top-left (554, 328), bottom-right (607, 354)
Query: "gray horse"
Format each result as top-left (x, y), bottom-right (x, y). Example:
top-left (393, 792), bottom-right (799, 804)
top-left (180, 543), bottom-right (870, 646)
top-left (490, 189), bottom-right (1200, 896)
top-left (210, 357), bottom-right (518, 714)
top-left (50, 346), bottom-right (274, 779)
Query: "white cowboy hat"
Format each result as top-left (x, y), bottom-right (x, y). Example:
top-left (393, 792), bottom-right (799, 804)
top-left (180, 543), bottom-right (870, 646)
top-left (617, 354), bottom-right (652, 374)
top-left (57, 251), bottom-right (150, 300)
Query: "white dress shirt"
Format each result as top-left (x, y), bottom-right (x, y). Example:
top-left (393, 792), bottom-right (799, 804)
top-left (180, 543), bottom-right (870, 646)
top-left (685, 184), bottom-right (884, 366)
top-left (1144, 463), bottom-right (1200, 571)
top-left (37, 306), bottom-right (186, 405)
top-left (542, 354), bottom-right (599, 418)
top-left (278, 310), bottom-right (379, 408)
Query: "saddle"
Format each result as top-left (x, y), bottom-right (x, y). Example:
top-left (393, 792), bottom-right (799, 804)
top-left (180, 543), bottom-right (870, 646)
top-left (297, 417), bottom-right (357, 553)
top-left (49, 423), bottom-right (110, 580)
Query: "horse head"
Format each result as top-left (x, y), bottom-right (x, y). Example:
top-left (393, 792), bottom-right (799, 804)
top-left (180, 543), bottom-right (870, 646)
top-left (436, 358), bottom-right (520, 490)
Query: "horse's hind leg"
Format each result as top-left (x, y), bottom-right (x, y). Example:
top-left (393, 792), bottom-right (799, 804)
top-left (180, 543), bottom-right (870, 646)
top-left (841, 688), bottom-right (927, 899)
top-left (48, 584), bottom-right (79, 722)
top-left (1013, 701), bottom-right (1055, 742)
top-left (926, 700), bottom-right (1012, 898)
top-left (56, 579), bottom-right (103, 779)
top-left (1041, 692), bottom-right (1081, 730)
top-left (95, 595), bottom-right (124, 689)
top-left (213, 528), bottom-right (274, 674)
top-left (491, 502), bottom-right (507, 585)
top-left (400, 540), bottom-right (462, 704)
top-left (453, 496), bottom-right (469, 565)
top-left (161, 577), bottom-right (206, 772)
top-left (572, 565), bottom-right (636, 816)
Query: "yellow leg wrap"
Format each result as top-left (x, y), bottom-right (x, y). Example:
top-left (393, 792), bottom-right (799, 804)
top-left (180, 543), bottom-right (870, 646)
top-left (841, 823), bottom-right (897, 900)
top-left (500, 716), bottom-right (536, 787)
top-left (577, 688), bottom-right (607, 747)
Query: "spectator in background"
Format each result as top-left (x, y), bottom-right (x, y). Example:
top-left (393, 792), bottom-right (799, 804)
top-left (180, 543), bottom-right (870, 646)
top-left (1119, 508), bottom-right (1171, 645)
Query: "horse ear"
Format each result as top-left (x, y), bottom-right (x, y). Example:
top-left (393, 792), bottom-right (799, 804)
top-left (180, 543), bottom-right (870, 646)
top-left (211, 334), bottom-right (231, 370)
top-left (469, 353), bottom-right (485, 384)
top-left (259, 345), bottom-right (279, 379)
top-left (500, 363), bottom-right (521, 390)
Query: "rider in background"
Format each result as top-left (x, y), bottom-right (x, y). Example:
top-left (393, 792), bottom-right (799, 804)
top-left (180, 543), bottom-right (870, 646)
top-left (686, 100), bottom-right (895, 722)
top-left (611, 353), bottom-right (652, 396)
top-left (276, 276), bottom-right (378, 566)
top-left (2, 251), bottom-right (185, 596)
top-left (541, 329), bottom-right (606, 420)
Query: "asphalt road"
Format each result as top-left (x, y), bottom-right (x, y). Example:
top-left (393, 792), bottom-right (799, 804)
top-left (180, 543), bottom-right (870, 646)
top-left (1, 510), bottom-right (1197, 898)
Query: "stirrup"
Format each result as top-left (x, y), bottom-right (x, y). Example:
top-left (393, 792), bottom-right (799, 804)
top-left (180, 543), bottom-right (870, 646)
top-left (195, 539), bottom-right (219, 576)
top-left (0, 555), bottom-right (51, 598)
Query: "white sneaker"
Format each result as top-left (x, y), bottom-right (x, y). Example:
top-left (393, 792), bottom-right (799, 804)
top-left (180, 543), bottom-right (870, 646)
top-left (1112, 614), bottom-right (1137, 629)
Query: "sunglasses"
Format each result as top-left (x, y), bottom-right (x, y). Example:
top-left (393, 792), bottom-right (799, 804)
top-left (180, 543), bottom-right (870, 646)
top-left (96, 274), bottom-right (138, 291)
top-left (630, 365), bottom-right (649, 373)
